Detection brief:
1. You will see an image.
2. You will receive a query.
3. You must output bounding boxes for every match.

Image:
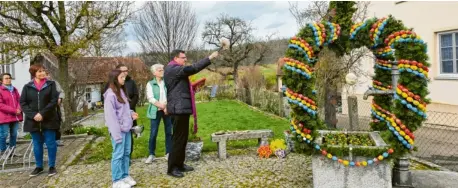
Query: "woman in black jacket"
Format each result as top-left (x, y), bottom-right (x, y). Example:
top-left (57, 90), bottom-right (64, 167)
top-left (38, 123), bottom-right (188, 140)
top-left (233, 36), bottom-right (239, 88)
top-left (20, 64), bottom-right (59, 177)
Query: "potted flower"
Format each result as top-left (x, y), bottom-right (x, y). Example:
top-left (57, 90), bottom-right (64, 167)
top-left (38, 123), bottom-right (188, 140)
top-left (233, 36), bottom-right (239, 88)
top-left (186, 121), bottom-right (204, 161)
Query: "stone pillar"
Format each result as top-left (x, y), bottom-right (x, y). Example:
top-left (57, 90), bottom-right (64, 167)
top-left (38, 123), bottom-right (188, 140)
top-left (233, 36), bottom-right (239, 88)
top-left (392, 157), bottom-right (414, 187)
top-left (347, 95), bottom-right (359, 131)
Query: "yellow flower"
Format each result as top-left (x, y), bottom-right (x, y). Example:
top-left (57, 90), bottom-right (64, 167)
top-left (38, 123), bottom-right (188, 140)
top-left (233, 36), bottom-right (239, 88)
top-left (270, 139), bottom-right (287, 152)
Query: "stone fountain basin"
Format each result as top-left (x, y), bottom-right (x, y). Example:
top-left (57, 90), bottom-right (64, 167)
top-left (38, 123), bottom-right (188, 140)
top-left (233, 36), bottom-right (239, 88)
top-left (312, 130), bottom-right (392, 188)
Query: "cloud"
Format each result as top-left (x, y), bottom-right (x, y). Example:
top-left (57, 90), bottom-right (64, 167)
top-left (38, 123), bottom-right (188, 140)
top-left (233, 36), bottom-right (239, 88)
top-left (125, 1), bottom-right (311, 54)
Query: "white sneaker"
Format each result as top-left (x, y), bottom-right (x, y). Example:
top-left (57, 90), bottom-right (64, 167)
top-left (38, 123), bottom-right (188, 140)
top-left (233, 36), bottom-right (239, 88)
top-left (165, 153), bottom-right (169, 161)
top-left (122, 176), bottom-right (137, 186)
top-left (112, 180), bottom-right (130, 188)
top-left (145, 155), bottom-right (155, 164)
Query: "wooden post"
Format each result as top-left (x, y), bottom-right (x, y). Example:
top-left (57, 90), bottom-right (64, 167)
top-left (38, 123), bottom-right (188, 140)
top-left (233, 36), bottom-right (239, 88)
top-left (347, 95), bottom-right (359, 131)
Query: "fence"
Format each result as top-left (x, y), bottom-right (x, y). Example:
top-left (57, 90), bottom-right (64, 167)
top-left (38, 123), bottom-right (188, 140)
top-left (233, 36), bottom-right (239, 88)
top-left (236, 88), bottom-right (286, 117)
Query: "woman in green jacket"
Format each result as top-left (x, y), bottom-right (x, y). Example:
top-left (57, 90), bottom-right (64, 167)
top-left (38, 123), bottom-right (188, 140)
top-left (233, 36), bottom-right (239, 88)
top-left (145, 64), bottom-right (173, 163)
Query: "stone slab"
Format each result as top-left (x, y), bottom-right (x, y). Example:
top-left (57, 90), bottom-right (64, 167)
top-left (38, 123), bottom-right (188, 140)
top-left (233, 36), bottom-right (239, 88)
top-left (312, 155), bottom-right (392, 188)
top-left (211, 129), bottom-right (273, 142)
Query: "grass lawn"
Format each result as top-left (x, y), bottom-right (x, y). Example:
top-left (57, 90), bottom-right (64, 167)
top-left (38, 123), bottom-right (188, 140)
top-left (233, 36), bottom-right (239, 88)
top-left (81, 100), bottom-right (289, 164)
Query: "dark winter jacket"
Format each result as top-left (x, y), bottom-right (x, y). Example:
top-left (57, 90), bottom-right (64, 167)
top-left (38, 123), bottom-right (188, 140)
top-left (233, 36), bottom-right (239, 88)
top-left (164, 57), bottom-right (211, 115)
top-left (103, 75), bottom-right (139, 110)
top-left (20, 80), bottom-right (59, 132)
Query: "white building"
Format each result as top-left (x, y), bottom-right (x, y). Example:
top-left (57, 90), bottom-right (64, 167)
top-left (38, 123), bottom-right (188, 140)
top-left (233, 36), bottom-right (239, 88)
top-left (1, 55), bottom-right (31, 93)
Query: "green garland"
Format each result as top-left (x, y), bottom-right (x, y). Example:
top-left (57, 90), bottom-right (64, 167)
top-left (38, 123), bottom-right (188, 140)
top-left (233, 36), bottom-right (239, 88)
top-left (283, 13), bottom-right (430, 166)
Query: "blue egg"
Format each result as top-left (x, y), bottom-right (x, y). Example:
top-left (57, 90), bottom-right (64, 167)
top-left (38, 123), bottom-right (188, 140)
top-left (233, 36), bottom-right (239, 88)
top-left (407, 104), bottom-right (413, 109)
top-left (368, 160), bottom-right (373, 165)
top-left (412, 108), bottom-right (418, 113)
top-left (394, 132), bottom-right (399, 136)
top-left (315, 145), bottom-right (320, 150)
top-left (332, 156), bottom-right (337, 161)
top-left (406, 144), bottom-right (412, 149)
top-left (350, 162), bottom-right (355, 166)
top-left (299, 103), bottom-right (304, 107)
top-left (423, 114), bottom-right (427, 118)
top-left (389, 127), bottom-right (394, 131)
top-left (401, 100), bottom-right (407, 105)
top-left (307, 109), bottom-right (312, 114)
top-left (383, 152), bottom-right (389, 158)
top-left (398, 136), bottom-right (403, 141)
top-left (306, 140), bottom-right (311, 144)
top-left (312, 90), bottom-right (317, 94)
top-left (402, 140), bottom-right (408, 145)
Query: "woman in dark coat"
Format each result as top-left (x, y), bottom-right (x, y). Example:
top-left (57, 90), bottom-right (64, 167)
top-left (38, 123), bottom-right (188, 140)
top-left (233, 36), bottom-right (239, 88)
top-left (20, 64), bottom-right (59, 177)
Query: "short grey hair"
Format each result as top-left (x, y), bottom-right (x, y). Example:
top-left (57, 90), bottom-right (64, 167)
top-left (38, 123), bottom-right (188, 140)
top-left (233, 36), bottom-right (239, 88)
top-left (151, 64), bottom-right (164, 73)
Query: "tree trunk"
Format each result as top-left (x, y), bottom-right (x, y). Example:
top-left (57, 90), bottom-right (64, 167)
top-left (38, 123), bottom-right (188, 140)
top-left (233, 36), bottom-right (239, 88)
top-left (233, 63), bottom-right (239, 91)
top-left (57, 55), bottom-right (73, 131)
top-left (324, 84), bottom-right (338, 129)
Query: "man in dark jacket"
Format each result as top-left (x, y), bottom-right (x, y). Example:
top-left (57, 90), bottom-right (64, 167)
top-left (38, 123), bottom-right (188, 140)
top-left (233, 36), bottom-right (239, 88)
top-left (102, 64), bottom-right (139, 158)
top-left (164, 49), bottom-right (219, 178)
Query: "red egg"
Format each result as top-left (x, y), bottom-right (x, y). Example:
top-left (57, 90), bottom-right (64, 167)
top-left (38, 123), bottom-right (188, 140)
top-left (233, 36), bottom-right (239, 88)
top-left (400, 31), bottom-right (406, 35)
top-left (400, 124), bottom-right (406, 130)
top-left (396, 119), bottom-right (402, 124)
top-left (414, 95), bottom-right (421, 100)
top-left (322, 150), bottom-right (327, 155)
top-left (338, 159), bottom-right (343, 163)
top-left (394, 32), bottom-right (400, 36)
top-left (356, 162), bottom-right (361, 167)
top-left (388, 148), bottom-right (394, 154)
top-left (408, 92), bottom-right (414, 97)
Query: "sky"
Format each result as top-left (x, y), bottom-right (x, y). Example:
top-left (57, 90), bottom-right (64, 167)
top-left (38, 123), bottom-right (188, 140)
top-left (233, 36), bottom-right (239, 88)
top-left (123, 1), bottom-right (311, 55)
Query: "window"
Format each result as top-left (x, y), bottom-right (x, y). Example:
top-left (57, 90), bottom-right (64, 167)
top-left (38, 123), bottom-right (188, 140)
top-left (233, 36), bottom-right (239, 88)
top-left (438, 31), bottom-right (458, 77)
top-left (0, 63), bottom-right (15, 79)
top-left (85, 87), bottom-right (92, 101)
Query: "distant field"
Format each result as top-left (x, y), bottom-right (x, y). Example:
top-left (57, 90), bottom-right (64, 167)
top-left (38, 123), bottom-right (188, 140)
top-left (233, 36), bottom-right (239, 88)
top-left (193, 64), bottom-right (277, 86)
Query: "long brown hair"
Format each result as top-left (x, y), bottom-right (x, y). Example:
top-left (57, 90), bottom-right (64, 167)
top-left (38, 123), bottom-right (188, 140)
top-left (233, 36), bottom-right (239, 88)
top-left (107, 70), bottom-right (127, 104)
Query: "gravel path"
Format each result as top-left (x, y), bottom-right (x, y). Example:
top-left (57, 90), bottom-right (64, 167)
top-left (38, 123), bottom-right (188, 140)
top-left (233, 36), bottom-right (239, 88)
top-left (42, 150), bottom-right (313, 188)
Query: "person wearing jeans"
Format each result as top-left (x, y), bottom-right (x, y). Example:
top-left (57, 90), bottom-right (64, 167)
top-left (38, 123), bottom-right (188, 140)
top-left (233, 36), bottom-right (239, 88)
top-left (104, 70), bottom-right (139, 188)
top-left (145, 64), bottom-right (173, 163)
top-left (0, 73), bottom-right (23, 157)
top-left (20, 64), bottom-right (59, 177)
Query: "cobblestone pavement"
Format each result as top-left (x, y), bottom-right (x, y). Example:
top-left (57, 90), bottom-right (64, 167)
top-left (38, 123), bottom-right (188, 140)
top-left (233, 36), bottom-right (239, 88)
top-left (42, 150), bottom-right (313, 188)
top-left (0, 136), bottom-right (93, 188)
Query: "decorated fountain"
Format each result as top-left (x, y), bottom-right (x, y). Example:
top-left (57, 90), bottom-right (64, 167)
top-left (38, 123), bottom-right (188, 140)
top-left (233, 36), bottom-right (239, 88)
top-left (282, 15), bottom-right (429, 188)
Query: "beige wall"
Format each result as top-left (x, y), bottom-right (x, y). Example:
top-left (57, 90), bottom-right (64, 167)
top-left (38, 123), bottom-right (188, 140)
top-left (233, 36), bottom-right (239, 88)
top-left (345, 1), bottom-right (458, 107)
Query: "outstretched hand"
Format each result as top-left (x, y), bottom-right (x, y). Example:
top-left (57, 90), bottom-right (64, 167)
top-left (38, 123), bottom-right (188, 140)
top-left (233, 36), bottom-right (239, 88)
top-left (209, 51), bottom-right (219, 60)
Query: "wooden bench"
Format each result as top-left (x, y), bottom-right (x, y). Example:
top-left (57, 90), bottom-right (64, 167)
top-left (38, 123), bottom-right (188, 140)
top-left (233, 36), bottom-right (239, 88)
top-left (211, 129), bottom-right (274, 159)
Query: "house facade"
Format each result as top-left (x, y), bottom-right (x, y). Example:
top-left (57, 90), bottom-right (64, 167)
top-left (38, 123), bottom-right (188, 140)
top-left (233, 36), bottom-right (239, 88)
top-left (342, 1), bottom-right (458, 119)
top-left (32, 53), bottom-right (150, 111)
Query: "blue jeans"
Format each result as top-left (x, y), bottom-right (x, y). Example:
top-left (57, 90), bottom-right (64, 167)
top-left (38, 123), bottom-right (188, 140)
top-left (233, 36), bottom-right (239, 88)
top-left (0, 122), bottom-right (19, 152)
top-left (31, 130), bottom-right (57, 168)
top-left (111, 132), bottom-right (131, 182)
top-left (149, 110), bottom-right (173, 156)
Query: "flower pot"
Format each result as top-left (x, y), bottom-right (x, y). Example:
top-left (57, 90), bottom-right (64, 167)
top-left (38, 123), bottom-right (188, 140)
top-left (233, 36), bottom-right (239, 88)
top-left (186, 141), bottom-right (204, 161)
top-left (312, 130), bottom-right (392, 188)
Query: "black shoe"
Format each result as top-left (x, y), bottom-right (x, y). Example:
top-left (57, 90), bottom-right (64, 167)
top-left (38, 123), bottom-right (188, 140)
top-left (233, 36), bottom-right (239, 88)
top-left (48, 167), bottom-right (57, 177)
top-left (167, 169), bottom-right (184, 178)
top-left (30, 167), bottom-right (44, 177)
top-left (179, 164), bottom-right (194, 172)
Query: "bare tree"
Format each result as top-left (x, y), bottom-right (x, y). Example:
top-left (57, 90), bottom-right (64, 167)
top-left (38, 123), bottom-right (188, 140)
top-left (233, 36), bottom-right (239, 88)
top-left (288, 1), bottom-right (371, 129)
top-left (202, 14), bottom-right (271, 87)
top-left (133, 1), bottom-right (198, 64)
top-left (0, 1), bottom-right (133, 130)
top-left (81, 27), bottom-right (127, 57)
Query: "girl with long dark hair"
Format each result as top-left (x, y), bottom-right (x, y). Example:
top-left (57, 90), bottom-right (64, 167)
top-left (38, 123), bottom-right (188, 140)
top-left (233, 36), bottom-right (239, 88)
top-left (104, 70), bottom-right (138, 188)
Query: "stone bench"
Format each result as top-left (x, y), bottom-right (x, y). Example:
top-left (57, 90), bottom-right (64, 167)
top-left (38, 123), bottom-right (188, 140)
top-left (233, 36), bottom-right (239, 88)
top-left (211, 129), bottom-right (274, 159)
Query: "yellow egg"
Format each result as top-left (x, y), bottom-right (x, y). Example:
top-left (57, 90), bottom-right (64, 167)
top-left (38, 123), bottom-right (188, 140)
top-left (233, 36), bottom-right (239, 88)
top-left (327, 154), bottom-right (332, 158)
top-left (396, 88), bottom-right (402, 94)
top-left (400, 131), bottom-right (406, 136)
top-left (405, 65), bottom-right (411, 68)
top-left (402, 93), bottom-right (408, 98)
top-left (402, 34), bottom-right (407, 38)
top-left (407, 97), bottom-right (413, 102)
top-left (396, 36), bottom-right (401, 40)
top-left (396, 127), bottom-right (401, 132)
top-left (382, 114), bottom-right (386, 118)
top-left (378, 155), bottom-right (384, 160)
top-left (413, 101), bottom-right (419, 106)
top-left (306, 135), bottom-right (311, 139)
top-left (296, 130), bottom-right (301, 134)
top-left (306, 103), bottom-right (311, 107)
top-left (409, 140), bottom-right (414, 145)
top-left (291, 96), bottom-right (296, 100)
top-left (301, 133), bottom-right (306, 137)
top-left (362, 161), bottom-right (368, 166)
top-left (405, 135), bottom-right (411, 140)
top-left (343, 160), bottom-right (349, 166)
top-left (398, 64), bottom-right (404, 68)
top-left (411, 66), bottom-right (418, 70)
top-left (312, 106), bottom-right (317, 110)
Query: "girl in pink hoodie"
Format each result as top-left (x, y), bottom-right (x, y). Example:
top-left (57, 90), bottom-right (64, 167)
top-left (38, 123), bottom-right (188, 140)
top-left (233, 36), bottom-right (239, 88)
top-left (104, 70), bottom-right (138, 188)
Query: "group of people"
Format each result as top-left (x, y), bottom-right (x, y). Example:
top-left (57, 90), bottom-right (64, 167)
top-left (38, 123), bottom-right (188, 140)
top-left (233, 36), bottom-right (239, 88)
top-left (105, 49), bottom-right (219, 188)
top-left (0, 64), bottom-right (65, 177)
top-left (0, 48), bottom-right (218, 187)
